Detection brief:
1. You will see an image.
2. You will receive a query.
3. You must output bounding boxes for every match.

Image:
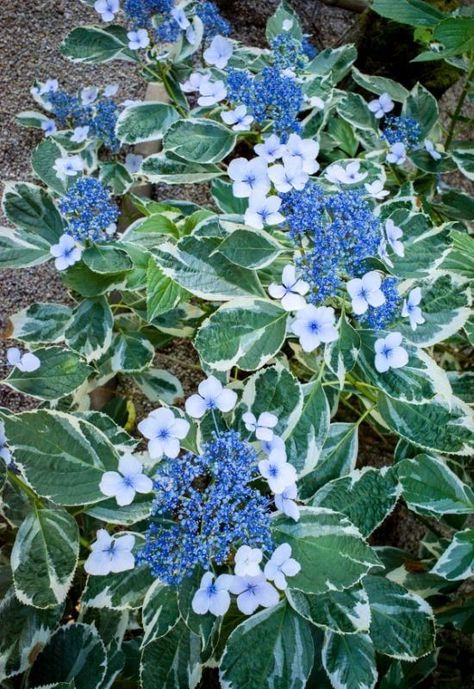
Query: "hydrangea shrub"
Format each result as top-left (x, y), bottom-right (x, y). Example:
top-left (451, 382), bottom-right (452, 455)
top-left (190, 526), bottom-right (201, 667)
top-left (1, 1), bottom-right (473, 688)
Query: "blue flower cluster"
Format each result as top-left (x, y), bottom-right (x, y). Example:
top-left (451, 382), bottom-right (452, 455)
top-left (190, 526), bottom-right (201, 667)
top-left (359, 277), bottom-right (401, 331)
top-left (227, 67), bottom-right (303, 138)
top-left (59, 178), bottom-right (119, 242)
top-left (383, 116), bottom-right (422, 149)
top-left (196, 1), bottom-right (231, 38)
top-left (155, 16), bottom-right (182, 43)
top-left (271, 33), bottom-right (309, 72)
top-left (123, 0), bottom-right (173, 28)
top-left (138, 431), bottom-right (272, 586)
top-left (45, 89), bottom-right (120, 152)
top-left (301, 36), bottom-right (317, 60)
top-left (282, 183), bottom-right (382, 304)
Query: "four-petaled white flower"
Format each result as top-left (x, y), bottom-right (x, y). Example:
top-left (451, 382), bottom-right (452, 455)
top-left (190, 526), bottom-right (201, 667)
top-left (85, 530), bottom-right (135, 576)
top-left (181, 72), bottom-right (210, 93)
top-left (268, 158), bottom-right (308, 193)
top-left (402, 287), bottom-right (425, 331)
top-left (258, 452), bottom-right (297, 494)
top-left (242, 411), bottom-right (278, 441)
top-left (104, 83), bottom-right (119, 97)
top-left (244, 194), bottom-right (284, 229)
top-left (0, 423), bottom-right (11, 465)
top-left (229, 574), bottom-right (279, 615)
top-left (197, 79), bottom-right (227, 106)
top-left (260, 434), bottom-right (286, 456)
top-left (127, 29), bottom-right (149, 50)
top-left (228, 157), bottom-right (270, 198)
top-left (254, 134), bottom-right (285, 163)
top-left (7, 347), bottom-right (41, 373)
top-left (268, 264), bottom-right (309, 311)
top-left (40, 78), bottom-right (59, 95)
top-left (346, 271), bottom-right (386, 315)
top-left (185, 375), bottom-right (237, 418)
top-left (50, 234), bottom-right (83, 271)
top-left (290, 305), bottom-right (338, 352)
top-left (364, 179), bottom-right (389, 199)
top-left (94, 0), bottom-right (119, 22)
top-left (424, 139), bottom-right (442, 161)
top-left (385, 219), bottom-right (404, 257)
top-left (368, 92), bottom-right (394, 119)
top-left (283, 133), bottom-right (320, 174)
top-left (234, 545), bottom-right (263, 577)
top-left (171, 6), bottom-right (190, 30)
top-left (221, 105), bottom-right (253, 131)
top-left (374, 332), bottom-right (409, 373)
top-left (125, 153), bottom-right (143, 173)
top-left (41, 119), bottom-right (57, 136)
top-left (274, 483), bottom-right (300, 521)
top-left (203, 35), bottom-right (233, 69)
top-left (326, 160), bottom-right (367, 185)
top-left (53, 154), bottom-right (83, 180)
top-left (138, 408), bottom-right (190, 459)
top-left (192, 572), bottom-right (233, 616)
top-left (264, 543), bottom-right (301, 590)
top-left (81, 86), bottom-right (98, 105)
top-left (71, 126), bottom-right (90, 143)
top-left (386, 142), bottom-right (406, 165)
top-left (99, 453), bottom-right (153, 506)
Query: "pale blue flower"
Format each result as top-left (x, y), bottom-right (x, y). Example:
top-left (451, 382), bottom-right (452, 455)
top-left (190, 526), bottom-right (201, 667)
top-left (185, 375), bottom-right (237, 418)
top-left (41, 119), bottom-right (57, 136)
top-left (368, 92), bottom-right (394, 118)
top-left (192, 572), bottom-right (233, 616)
top-left (94, 0), bottom-right (120, 22)
top-left (85, 530), bottom-right (135, 575)
top-left (7, 347), bottom-right (40, 373)
top-left (203, 35), bottom-right (233, 69)
top-left (234, 545), bottom-right (263, 577)
top-left (127, 28), bottom-right (150, 50)
top-left (125, 153), bottom-right (143, 173)
top-left (374, 332), bottom-right (408, 373)
top-left (50, 234), bottom-right (83, 271)
top-left (264, 543), bottom-right (300, 590)
top-left (229, 574), bottom-right (279, 615)
top-left (243, 411), bottom-right (278, 441)
top-left (290, 305), bottom-right (338, 352)
top-left (138, 407), bottom-right (189, 459)
top-left (71, 126), bottom-right (90, 143)
top-left (402, 288), bottom-right (425, 331)
top-left (386, 141), bottom-right (406, 165)
top-left (99, 453), bottom-right (153, 506)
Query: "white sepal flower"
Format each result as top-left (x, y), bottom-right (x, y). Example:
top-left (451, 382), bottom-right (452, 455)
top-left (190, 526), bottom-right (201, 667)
top-left (268, 264), bottom-right (309, 311)
top-left (0, 423), bottom-right (11, 465)
top-left (242, 411), bottom-right (278, 441)
top-left (221, 105), bottom-right (253, 131)
top-left (260, 434), bottom-right (286, 457)
top-left (244, 194), bottom-right (284, 229)
top-left (290, 305), bottom-right (338, 352)
top-left (424, 139), bottom-right (442, 160)
top-left (192, 572), bottom-right (233, 616)
top-left (94, 0), bottom-right (119, 22)
top-left (325, 160), bottom-right (367, 185)
top-left (125, 153), bottom-right (143, 173)
top-left (234, 545), bottom-right (263, 577)
top-left (228, 157), bottom-right (270, 198)
top-left (127, 29), bottom-right (149, 50)
top-left (41, 119), bottom-right (57, 136)
top-left (283, 133), bottom-right (319, 174)
top-left (374, 332), bottom-right (409, 373)
top-left (197, 79), bottom-right (227, 106)
top-left (264, 543), bottom-right (301, 590)
top-left (171, 6), bottom-right (190, 30)
top-left (50, 234), bottom-right (83, 271)
top-left (229, 574), bottom-right (279, 615)
top-left (258, 453), bottom-right (297, 494)
top-left (7, 347), bottom-right (41, 373)
top-left (85, 530), bottom-right (135, 575)
top-left (402, 287), bottom-right (425, 331)
top-left (254, 134), bottom-right (285, 163)
top-left (347, 271), bottom-right (386, 315)
top-left (368, 92), bottom-right (394, 118)
top-left (104, 83), bottom-right (119, 97)
top-left (185, 375), bottom-right (237, 418)
top-left (53, 154), bottom-right (83, 180)
top-left (71, 126), bottom-right (90, 143)
top-left (268, 158), bottom-right (308, 193)
top-left (274, 483), bottom-right (300, 521)
top-left (385, 219), bottom-right (404, 257)
top-left (364, 179), bottom-right (389, 199)
top-left (99, 454), bottom-right (153, 506)
top-left (203, 35), bottom-right (233, 69)
top-left (181, 72), bottom-right (210, 93)
top-left (81, 86), bottom-right (99, 105)
top-left (137, 408), bottom-right (190, 459)
top-left (386, 142), bottom-right (406, 165)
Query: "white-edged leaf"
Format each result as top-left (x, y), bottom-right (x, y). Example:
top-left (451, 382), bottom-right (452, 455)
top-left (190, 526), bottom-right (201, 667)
top-left (351, 67), bottom-right (409, 101)
top-left (142, 581), bottom-right (180, 646)
top-left (287, 584), bottom-right (371, 634)
top-left (9, 303), bottom-right (72, 344)
top-left (2, 181), bottom-right (64, 242)
top-left (0, 225), bottom-right (51, 269)
top-left (109, 333), bottom-right (155, 373)
top-left (116, 101), bottom-right (179, 144)
top-left (65, 298), bottom-right (113, 362)
top-left (218, 228), bottom-right (282, 269)
top-left (140, 621), bottom-right (202, 689)
top-left (431, 528), bottom-right (474, 581)
top-left (133, 368), bottom-right (183, 405)
top-left (322, 631), bottom-right (377, 689)
top-left (286, 381), bottom-right (330, 475)
top-left (141, 152), bottom-right (224, 184)
top-left (60, 24), bottom-right (139, 64)
top-left (82, 563), bottom-right (153, 610)
top-left (163, 118), bottom-right (236, 164)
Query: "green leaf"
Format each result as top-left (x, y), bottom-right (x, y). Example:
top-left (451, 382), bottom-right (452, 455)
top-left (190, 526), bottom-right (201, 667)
top-left (99, 161), bottom-right (134, 195)
top-left (195, 298), bottom-right (287, 371)
top-left (433, 17), bottom-right (474, 56)
top-left (312, 467), bottom-right (399, 537)
top-left (397, 453), bottom-right (474, 516)
top-left (11, 508), bottom-right (79, 608)
top-left (447, 371), bottom-right (474, 404)
top-left (266, 1), bottom-right (303, 42)
top-left (85, 494), bottom-right (153, 525)
top-left (163, 118), bottom-right (236, 164)
top-left (5, 346), bottom-right (91, 401)
top-left (351, 68), bottom-right (409, 102)
top-left (451, 146), bottom-right (474, 181)
top-left (81, 564), bottom-right (154, 610)
top-left (133, 368), bottom-right (183, 405)
top-left (389, 216), bottom-right (451, 279)
top-left (65, 298), bottom-right (114, 362)
top-left (308, 45), bottom-right (357, 83)
top-left (141, 152), bottom-right (224, 184)
top-left (140, 621), bottom-right (202, 689)
top-left (29, 623), bottom-right (107, 689)
top-left (31, 138), bottom-right (69, 195)
top-left (220, 603), bottom-right (314, 689)
top-left (2, 181), bottom-right (64, 242)
top-left (287, 584), bottom-right (371, 634)
top-left (2, 409), bottom-right (118, 505)
top-left (9, 303), bottom-right (72, 344)
top-left (272, 508), bottom-right (381, 595)
top-left (0, 587), bottom-right (62, 681)
top-left (363, 575), bottom-right (435, 661)
top-left (286, 381), bottom-right (330, 474)
top-left (60, 24), bottom-right (139, 64)
top-left (142, 581), bottom-right (180, 645)
top-left (324, 316), bottom-right (360, 386)
top-left (154, 236), bottom-right (264, 300)
top-left (0, 225), bottom-right (51, 269)
top-left (82, 244), bottom-right (133, 274)
top-left (403, 83), bottom-right (439, 138)
top-left (62, 262), bottom-right (128, 297)
top-left (211, 178), bottom-right (248, 214)
top-left (377, 394), bottom-right (474, 456)
top-left (16, 110), bottom-right (52, 129)
top-left (442, 229), bottom-right (474, 277)
top-left (431, 528), bottom-right (474, 581)
top-left (74, 410), bottom-right (136, 451)
top-left (299, 423), bottom-right (358, 500)
top-left (109, 333), bottom-right (155, 373)
top-left (371, 0), bottom-right (444, 26)
top-left (116, 102), bottom-right (180, 144)
top-left (147, 260), bottom-right (187, 320)
top-left (337, 92), bottom-right (378, 131)
top-left (218, 228), bottom-right (282, 269)
top-left (322, 631), bottom-right (377, 689)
